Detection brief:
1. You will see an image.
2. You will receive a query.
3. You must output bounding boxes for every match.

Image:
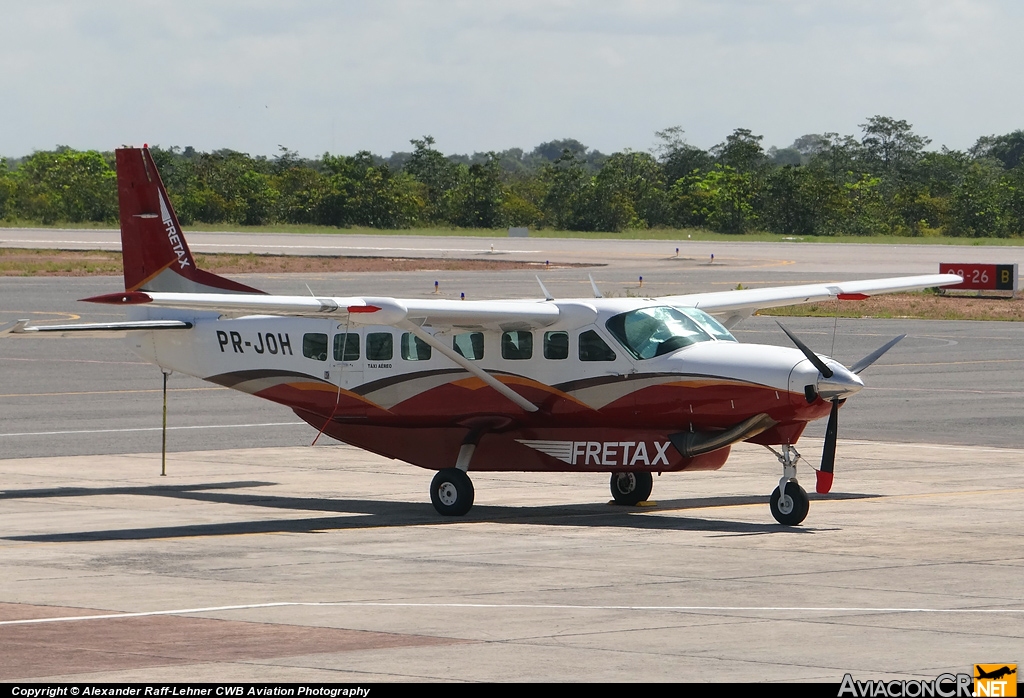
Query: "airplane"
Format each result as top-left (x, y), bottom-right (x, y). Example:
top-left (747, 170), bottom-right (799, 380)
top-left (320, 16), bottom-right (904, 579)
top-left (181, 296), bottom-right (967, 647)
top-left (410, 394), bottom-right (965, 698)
top-left (2, 147), bottom-right (964, 525)
top-left (975, 666), bottom-right (1016, 681)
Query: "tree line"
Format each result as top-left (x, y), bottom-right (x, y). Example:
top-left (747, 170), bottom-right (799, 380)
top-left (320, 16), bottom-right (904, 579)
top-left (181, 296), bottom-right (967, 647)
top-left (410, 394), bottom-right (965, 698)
top-left (2, 118), bottom-right (1023, 237)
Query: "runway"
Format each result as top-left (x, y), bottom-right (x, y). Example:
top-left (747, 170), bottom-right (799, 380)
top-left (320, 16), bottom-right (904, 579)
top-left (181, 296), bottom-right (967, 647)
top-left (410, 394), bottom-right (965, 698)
top-left (1, 232), bottom-right (1023, 682)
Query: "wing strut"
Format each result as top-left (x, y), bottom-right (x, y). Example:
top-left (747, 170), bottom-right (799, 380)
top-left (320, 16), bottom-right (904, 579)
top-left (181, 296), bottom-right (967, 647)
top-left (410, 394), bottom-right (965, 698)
top-left (400, 322), bottom-right (539, 413)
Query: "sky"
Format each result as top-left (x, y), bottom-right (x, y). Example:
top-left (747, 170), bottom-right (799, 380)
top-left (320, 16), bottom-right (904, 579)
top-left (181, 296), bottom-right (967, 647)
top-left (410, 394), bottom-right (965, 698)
top-left (2, 0), bottom-right (1022, 159)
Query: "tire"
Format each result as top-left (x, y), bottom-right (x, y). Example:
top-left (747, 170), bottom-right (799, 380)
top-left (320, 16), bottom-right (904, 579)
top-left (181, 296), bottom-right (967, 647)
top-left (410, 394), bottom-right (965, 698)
top-left (609, 471), bottom-right (653, 506)
top-left (770, 482), bottom-right (809, 525)
top-left (430, 468), bottom-right (475, 516)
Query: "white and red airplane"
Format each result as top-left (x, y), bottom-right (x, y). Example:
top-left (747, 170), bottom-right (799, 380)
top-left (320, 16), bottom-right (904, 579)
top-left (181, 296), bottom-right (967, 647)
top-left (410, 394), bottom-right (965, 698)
top-left (4, 148), bottom-right (962, 524)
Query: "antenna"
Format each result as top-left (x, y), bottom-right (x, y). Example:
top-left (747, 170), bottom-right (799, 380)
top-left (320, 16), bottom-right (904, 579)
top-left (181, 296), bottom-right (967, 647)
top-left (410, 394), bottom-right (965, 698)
top-left (588, 274), bottom-right (603, 298)
top-left (160, 369), bottom-right (171, 476)
top-left (535, 276), bottom-right (554, 301)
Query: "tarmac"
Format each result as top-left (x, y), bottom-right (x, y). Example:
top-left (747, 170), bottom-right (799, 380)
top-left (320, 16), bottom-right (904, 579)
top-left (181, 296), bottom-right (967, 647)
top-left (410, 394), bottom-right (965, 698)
top-left (1, 440), bottom-right (1022, 682)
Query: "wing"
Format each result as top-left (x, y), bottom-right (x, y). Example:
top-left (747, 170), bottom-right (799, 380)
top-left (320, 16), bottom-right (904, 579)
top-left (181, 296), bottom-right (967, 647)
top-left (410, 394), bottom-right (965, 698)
top-left (663, 274), bottom-right (963, 328)
top-left (79, 291), bottom-right (562, 330)
top-left (76, 291), bottom-right (562, 413)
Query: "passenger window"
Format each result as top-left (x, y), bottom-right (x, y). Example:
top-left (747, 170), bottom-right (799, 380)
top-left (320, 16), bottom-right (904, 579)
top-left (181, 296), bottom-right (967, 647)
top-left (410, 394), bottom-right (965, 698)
top-left (302, 333), bottom-right (328, 361)
top-left (543, 331), bottom-right (569, 360)
top-left (366, 332), bottom-right (393, 361)
top-left (333, 333), bottom-right (360, 361)
top-left (453, 332), bottom-right (485, 360)
top-left (501, 331), bottom-right (533, 360)
top-left (401, 332), bottom-right (432, 361)
top-left (578, 330), bottom-right (616, 362)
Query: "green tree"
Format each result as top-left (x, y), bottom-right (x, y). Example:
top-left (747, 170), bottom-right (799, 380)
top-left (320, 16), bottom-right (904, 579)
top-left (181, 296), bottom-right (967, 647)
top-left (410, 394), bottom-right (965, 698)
top-left (449, 154), bottom-right (504, 228)
top-left (541, 149), bottom-right (594, 230)
top-left (672, 165), bottom-right (755, 234)
top-left (759, 166), bottom-right (823, 236)
top-left (403, 136), bottom-right (462, 223)
top-left (654, 126), bottom-right (713, 183)
top-left (0, 158), bottom-right (14, 219)
top-left (997, 165), bottom-right (1024, 236)
top-left (971, 130), bottom-right (1024, 170)
top-left (711, 128), bottom-right (766, 173)
top-left (859, 116), bottom-right (930, 178)
top-left (12, 148), bottom-right (117, 223)
top-left (589, 150), bottom-right (667, 230)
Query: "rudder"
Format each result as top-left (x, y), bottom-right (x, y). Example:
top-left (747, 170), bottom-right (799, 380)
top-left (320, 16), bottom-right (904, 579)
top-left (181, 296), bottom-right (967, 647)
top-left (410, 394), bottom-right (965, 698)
top-left (115, 147), bottom-right (264, 295)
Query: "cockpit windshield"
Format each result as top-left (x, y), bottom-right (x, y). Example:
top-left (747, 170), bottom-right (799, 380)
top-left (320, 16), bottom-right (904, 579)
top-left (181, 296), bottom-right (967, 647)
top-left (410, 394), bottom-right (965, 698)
top-left (675, 307), bottom-right (737, 342)
top-left (606, 306), bottom-right (716, 359)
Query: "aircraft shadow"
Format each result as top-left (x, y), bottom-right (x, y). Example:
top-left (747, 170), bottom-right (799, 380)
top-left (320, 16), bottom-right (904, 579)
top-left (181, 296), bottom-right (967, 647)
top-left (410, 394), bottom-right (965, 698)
top-left (2, 481), bottom-right (881, 541)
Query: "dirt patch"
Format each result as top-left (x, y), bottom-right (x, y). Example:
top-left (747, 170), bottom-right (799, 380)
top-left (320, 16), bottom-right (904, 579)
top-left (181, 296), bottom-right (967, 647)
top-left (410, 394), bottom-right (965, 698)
top-left (0, 248), bottom-right (583, 276)
top-left (760, 292), bottom-right (1024, 322)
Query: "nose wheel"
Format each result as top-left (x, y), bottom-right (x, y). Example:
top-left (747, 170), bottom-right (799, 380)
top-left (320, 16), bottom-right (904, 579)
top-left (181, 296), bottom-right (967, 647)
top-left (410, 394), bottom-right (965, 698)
top-left (770, 482), bottom-right (809, 525)
top-left (766, 444), bottom-right (810, 525)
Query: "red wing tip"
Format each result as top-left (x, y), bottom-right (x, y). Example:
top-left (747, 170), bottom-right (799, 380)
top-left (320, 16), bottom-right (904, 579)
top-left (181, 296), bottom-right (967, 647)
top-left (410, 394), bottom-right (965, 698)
top-left (80, 291), bottom-right (153, 305)
top-left (815, 469), bottom-right (834, 494)
top-left (347, 305), bottom-right (381, 313)
top-left (837, 293), bottom-right (870, 301)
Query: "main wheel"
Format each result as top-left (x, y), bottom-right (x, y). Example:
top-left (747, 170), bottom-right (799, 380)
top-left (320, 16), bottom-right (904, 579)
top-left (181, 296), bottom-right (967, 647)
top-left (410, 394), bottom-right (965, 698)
top-left (770, 482), bottom-right (809, 525)
top-left (609, 471), bottom-right (653, 505)
top-left (430, 468), bottom-right (475, 516)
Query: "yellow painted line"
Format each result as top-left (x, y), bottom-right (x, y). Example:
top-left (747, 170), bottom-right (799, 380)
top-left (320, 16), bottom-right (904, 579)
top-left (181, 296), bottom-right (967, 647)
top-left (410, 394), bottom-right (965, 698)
top-left (644, 487), bottom-right (1024, 515)
top-left (863, 386), bottom-right (1024, 396)
top-left (1, 311), bottom-right (81, 320)
top-left (881, 487), bottom-right (1024, 501)
top-left (0, 387), bottom-right (227, 398)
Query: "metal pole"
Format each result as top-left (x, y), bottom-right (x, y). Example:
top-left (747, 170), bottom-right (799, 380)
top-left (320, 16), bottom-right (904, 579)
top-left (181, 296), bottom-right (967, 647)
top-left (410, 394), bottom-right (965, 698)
top-left (161, 370), bottom-right (169, 476)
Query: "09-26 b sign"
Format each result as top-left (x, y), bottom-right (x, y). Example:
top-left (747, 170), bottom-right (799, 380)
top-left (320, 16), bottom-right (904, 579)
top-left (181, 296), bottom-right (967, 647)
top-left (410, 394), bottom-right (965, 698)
top-left (939, 263), bottom-right (1018, 291)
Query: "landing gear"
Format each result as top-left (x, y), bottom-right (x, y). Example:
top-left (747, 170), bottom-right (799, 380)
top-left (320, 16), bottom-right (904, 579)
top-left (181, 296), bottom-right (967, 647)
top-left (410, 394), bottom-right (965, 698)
top-left (770, 482), bottom-right (809, 525)
top-left (610, 471), bottom-right (653, 506)
top-left (766, 443), bottom-right (809, 525)
top-left (430, 468), bottom-right (475, 516)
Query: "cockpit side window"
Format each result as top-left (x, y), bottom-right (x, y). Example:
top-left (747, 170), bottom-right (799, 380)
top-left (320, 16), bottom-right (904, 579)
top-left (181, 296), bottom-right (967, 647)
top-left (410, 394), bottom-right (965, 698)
top-left (606, 306), bottom-right (713, 360)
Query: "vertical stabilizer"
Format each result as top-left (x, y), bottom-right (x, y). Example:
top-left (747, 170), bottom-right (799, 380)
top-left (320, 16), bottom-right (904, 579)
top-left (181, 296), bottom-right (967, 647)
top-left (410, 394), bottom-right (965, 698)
top-left (115, 147), bottom-right (264, 294)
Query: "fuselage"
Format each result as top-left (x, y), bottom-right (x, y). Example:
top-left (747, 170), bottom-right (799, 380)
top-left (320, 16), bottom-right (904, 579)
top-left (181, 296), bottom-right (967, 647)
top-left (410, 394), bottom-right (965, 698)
top-left (126, 297), bottom-right (854, 473)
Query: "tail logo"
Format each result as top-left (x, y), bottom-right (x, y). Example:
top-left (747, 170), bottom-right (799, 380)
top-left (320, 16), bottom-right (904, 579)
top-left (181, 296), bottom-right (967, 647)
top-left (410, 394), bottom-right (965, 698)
top-left (158, 191), bottom-right (191, 269)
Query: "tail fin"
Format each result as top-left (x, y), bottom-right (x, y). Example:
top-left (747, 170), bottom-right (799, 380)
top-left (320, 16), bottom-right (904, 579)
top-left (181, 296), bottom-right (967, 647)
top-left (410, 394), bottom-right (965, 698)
top-left (115, 147), bottom-right (264, 294)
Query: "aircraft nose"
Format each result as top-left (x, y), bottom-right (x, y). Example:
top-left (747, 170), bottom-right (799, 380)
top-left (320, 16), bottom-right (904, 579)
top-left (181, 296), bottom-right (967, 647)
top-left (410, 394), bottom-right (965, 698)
top-left (817, 363), bottom-right (864, 400)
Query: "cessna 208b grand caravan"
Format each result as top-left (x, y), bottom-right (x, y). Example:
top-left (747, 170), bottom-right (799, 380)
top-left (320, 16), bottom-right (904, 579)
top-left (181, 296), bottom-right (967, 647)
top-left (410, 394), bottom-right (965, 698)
top-left (5, 148), bottom-right (962, 524)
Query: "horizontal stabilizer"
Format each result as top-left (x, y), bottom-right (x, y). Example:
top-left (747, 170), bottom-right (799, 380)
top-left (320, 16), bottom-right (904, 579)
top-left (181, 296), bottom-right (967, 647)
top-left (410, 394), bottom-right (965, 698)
top-left (3, 319), bottom-right (192, 336)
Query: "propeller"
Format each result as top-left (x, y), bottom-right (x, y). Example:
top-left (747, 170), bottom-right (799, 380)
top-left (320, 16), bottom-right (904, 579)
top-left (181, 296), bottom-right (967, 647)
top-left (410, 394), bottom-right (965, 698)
top-left (776, 322), bottom-right (906, 494)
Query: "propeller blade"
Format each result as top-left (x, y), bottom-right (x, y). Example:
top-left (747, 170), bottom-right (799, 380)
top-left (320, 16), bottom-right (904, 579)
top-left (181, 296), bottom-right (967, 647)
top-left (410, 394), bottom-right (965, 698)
top-left (849, 334), bottom-right (907, 374)
top-left (776, 321), bottom-right (833, 378)
top-left (816, 398), bottom-right (840, 494)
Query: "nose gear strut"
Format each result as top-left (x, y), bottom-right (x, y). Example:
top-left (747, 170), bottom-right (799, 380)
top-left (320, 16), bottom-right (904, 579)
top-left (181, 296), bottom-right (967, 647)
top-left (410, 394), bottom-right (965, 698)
top-left (765, 444), bottom-right (810, 525)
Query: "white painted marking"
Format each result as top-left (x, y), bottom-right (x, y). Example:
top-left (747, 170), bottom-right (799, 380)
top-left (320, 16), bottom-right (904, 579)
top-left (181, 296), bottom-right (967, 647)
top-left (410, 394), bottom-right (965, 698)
top-left (3, 601), bottom-right (1023, 626)
top-left (0, 422), bottom-right (305, 437)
